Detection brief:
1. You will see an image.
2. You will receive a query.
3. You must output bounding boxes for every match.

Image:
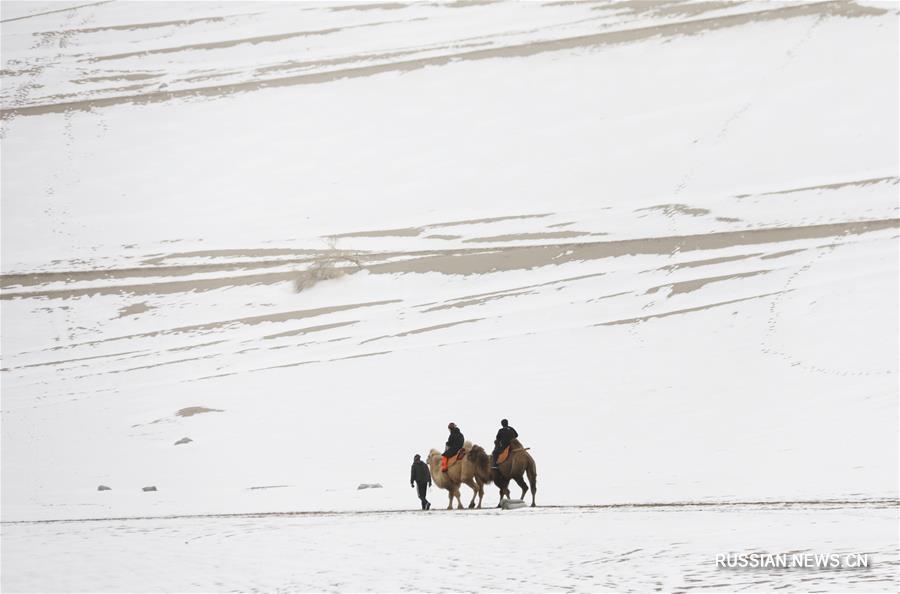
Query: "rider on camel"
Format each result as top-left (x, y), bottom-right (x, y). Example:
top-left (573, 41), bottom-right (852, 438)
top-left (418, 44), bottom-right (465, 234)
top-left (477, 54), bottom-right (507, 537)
top-left (492, 418), bottom-right (518, 469)
top-left (441, 422), bottom-right (464, 473)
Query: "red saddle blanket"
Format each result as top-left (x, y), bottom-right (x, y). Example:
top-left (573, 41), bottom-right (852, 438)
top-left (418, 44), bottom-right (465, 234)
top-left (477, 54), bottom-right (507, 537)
top-left (497, 445), bottom-right (511, 465)
top-left (440, 449), bottom-right (466, 471)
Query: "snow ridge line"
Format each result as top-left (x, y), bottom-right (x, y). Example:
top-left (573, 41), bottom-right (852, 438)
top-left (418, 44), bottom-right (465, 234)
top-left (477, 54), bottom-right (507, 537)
top-left (4, 498), bottom-right (897, 526)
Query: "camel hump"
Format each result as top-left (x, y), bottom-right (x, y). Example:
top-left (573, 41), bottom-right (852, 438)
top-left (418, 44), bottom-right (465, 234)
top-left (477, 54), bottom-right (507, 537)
top-left (463, 440), bottom-right (473, 450)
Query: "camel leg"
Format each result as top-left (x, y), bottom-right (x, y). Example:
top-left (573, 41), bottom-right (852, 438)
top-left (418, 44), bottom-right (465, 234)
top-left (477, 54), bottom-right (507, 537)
top-left (447, 489), bottom-right (454, 510)
top-left (464, 478), bottom-right (478, 509)
top-left (496, 485), bottom-right (509, 508)
top-left (455, 488), bottom-right (464, 510)
top-left (526, 463), bottom-right (537, 507)
top-left (476, 478), bottom-right (484, 509)
top-left (514, 475), bottom-right (528, 501)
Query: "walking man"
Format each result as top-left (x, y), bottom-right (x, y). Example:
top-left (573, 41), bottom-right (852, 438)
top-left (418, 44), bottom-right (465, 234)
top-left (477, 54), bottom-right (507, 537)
top-left (410, 454), bottom-right (431, 510)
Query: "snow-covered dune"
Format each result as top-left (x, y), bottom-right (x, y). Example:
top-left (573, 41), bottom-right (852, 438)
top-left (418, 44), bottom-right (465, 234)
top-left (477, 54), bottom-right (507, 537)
top-left (2, 0), bottom-right (898, 590)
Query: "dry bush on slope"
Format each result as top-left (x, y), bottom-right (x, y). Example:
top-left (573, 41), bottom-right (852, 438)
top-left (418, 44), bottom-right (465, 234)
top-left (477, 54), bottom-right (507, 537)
top-left (293, 241), bottom-right (364, 292)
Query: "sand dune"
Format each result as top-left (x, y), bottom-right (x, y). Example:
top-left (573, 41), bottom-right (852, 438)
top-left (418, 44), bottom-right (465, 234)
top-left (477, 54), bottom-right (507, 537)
top-left (1, 2), bottom-right (896, 590)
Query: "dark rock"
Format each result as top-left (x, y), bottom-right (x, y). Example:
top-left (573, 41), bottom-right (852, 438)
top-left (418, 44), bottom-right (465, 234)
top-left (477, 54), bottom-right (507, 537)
top-left (142, 486), bottom-right (157, 492)
top-left (97, 485), bottom-right (111, 491)
top-left (174, 437), bottom-right (193, 445)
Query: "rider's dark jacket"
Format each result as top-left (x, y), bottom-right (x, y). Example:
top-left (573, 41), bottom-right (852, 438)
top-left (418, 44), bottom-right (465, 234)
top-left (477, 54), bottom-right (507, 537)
top-left (443, 427), bottom-right (464, 457)
top-left (495, 426), bottom-right (518, 448)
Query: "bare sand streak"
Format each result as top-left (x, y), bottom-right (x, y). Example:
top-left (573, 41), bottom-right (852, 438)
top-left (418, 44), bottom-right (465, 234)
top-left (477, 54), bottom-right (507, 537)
top-left (39, 300), bottom-right (400, 350)
top-left (2, 219), bottom-right (895, 300)
top-left (0, 0), bottom-right (113, 24)
top-left (462, 231), bottom-right (591, 242)
top-left (599, 291), bottom-right (787, 325)
top-left (758, 175), bottom-right (899, 196)
top-left (1, 1), bottom-right (884, 119)
top-left (645, 269), bottom-right (771, 296)
top-left (263, 320), bottom-right (357, 340)
top-left (87, 19), bottom-right (408, 62)
top-left (369, 218), bottom-right (899, 276)
top-left (0, 259), bottom-right (317, 289)
top-left (654, 253), bottom-right (762, 271)
top-left (361, 318), bottom-right (483, 344)
top-left (33, 14), bottom-right (243, 35)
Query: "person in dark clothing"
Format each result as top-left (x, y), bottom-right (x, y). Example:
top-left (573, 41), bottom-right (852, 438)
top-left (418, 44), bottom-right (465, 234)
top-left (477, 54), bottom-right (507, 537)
top-left (441, 422), bottom-right (465, 473)
top-left (410, 454), bottom-right (431, 510)
top-left (492, 418), bottom-right (518, 469)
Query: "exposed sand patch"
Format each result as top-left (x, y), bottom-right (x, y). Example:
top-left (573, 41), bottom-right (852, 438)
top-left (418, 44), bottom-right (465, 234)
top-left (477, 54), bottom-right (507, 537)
top-left (329, 351), bottom-right (391, 361)
top-left (329, 214), bottom-right (555, 239)
top-left (33, 14), bottom-right (239, 35)
top-left (425, 234), bottom-right (462, 240)
top-left (648, 0), bottom-right (750, 19)
top-left (10, 339), bottom-right (228, 372)
top-left (760, 248), bottom-right (806, 260)
top-left (0, 0), bottom-right (113, 24)
top-left (89, 20), bottom-right (399, 62)
top-left (421, 271), bottom-right (608, 311)
top-left (330, 227), bottom-right (422, 238)
top-left (175, 406), bottom-right (223, 417)
top-left (250, 35), bottom-right (483, 78)
top-left (758, 176), bottom-right (899, 196)
top-left (44, 300), bottom-right (400, 350)
top-left (361, 318), bottom-right (483, 344)
top-left (637, 203), bottom-right (711, 217)
top-left (99, 354), bottom-right (222, 375)
top-left (11, 349), bottom-right (146, 370)
top-left (263, 321), bottom-right (357, 340)
top-left (196, 348), bottom-right (393, 379)
top-left (599, 291), bottom-right (785, 325)
top-left (144, 248), bottom-right (322, 263)
top-left (0, 259), bottom-right (318, 290)
top-left (645, 269), bottom-right (771, 296)
top-left (422, 290), bottom-right (534, 312)
top-left (655, 253), bottom-right (761, 272)
top-left (370, 219), bottom-right (899, 276)
top-left (76, 73), bottom-right (162, 84)
top-left (116, 302), bottom-right (153, 318)
top-left (427, 213), bottom-right (553, 228)
top-left (167, 340), bottom-right (227, 352)
top-left (462, 231), bottom-right (590, 243)
top-left (328, 2), bottom-right (408, 11)
top-left (0, 270), bottom-right (304, 300)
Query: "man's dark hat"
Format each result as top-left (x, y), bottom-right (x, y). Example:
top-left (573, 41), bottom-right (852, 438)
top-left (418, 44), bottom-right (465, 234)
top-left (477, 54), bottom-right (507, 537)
top-left (501, 419), bottom-right (509, 426)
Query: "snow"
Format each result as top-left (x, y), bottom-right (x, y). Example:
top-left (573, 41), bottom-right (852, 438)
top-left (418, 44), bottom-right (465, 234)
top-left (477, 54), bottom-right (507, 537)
top-left (1, 0), bottom-right (898, 591)
top-left (3, 504), bottom-right (898, 592)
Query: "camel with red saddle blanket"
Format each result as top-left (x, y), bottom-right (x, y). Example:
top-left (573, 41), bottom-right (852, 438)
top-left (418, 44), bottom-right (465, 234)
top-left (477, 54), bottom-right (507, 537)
top-left (426, 442), bottom-right (493, 509)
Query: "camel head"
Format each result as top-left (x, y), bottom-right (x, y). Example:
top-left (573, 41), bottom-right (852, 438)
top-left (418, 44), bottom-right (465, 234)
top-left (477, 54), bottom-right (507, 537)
top-left (426, 449), bottom-right (441, 469)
